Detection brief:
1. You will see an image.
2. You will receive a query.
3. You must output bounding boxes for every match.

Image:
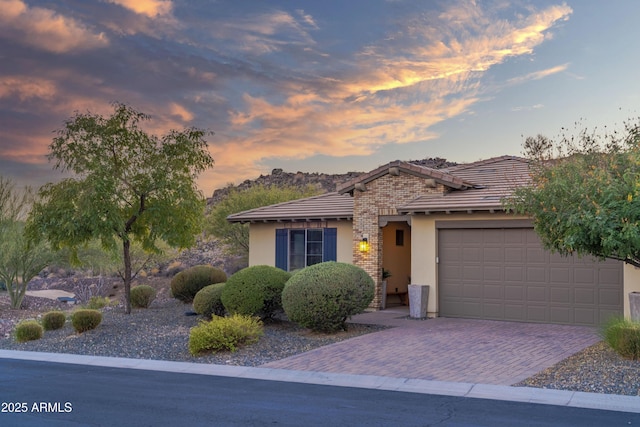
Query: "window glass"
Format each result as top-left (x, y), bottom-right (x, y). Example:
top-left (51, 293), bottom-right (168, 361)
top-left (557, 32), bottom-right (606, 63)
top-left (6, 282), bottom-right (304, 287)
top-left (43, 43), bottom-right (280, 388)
top-left (288, 229), bottom-right (324, 270)
top-left (289, 230), bottom-right (306, 271)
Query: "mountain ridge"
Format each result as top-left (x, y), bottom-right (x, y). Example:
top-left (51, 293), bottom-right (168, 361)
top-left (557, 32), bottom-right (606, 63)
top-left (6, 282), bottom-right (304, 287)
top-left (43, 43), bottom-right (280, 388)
top-left (209, 157), bottom-right (457, 204)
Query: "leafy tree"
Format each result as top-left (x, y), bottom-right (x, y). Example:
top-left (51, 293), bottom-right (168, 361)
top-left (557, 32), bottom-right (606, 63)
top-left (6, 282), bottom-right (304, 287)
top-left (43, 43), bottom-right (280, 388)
top-left (507, 118), bottom-right (640, 267)
top-left (0, 177), bottom-right (51, 308)
top-left (50, 238), bottom-right (175, 279)
top-left (27, 103), bottom-right (214, 313)
top-left (206, 184), bottom-right (320, 258)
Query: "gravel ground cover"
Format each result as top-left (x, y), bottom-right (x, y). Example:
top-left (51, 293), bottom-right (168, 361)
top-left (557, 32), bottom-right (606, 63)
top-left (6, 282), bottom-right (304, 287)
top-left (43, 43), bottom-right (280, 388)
top-left (513, 341), bottom-right (640, 396)
top-left (0, 297), bottom-right (386, 367)
top-left (1, 291), bottom-right (640, 396)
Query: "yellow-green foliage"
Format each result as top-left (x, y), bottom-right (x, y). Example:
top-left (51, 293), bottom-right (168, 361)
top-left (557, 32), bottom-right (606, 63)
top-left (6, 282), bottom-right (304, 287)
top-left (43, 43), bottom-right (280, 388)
top-left (171, 265), bottom-right (227, 303)
top-left (188, 314), bottom-right (263, 355)
top-left (193, 283), bottom-right (226, 318)
top-left (86, 296), bottom-right (111, 310)
top-left (221, 265), bottom-right (290, 319)
top-left (15, 320), bottom-right (43, 342)
top-left (282, 262), bottom-right (375, 333)
top-left (206, 183), bottom-right (320, 257)
top-left (603, 318), bottom-right (640, 360)
top-left (130, 285), bottom-right (157, 308)
top-left (71, 309), bottom-right (103, 333)
top-left (42, 311), bottom-right (66, 331)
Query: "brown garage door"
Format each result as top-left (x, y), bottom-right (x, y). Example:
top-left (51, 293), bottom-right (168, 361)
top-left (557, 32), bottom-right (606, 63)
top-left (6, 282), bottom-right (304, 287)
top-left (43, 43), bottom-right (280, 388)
top-left (438, 228), bottom-right (623, 326)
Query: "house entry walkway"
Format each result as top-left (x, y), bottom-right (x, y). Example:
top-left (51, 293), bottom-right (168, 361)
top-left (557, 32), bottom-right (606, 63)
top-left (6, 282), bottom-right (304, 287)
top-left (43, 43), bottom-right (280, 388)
top-left (260, 308), bottom-right (600, 386)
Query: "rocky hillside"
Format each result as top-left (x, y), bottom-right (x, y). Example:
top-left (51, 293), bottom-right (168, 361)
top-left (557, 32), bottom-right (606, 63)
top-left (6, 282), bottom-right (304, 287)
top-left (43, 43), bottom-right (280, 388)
top-left (208, 157), bottom-right (456, 204)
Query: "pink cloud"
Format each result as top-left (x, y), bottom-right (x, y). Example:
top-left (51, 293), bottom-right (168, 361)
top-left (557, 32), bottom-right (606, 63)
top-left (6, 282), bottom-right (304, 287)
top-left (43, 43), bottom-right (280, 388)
top-left (0, 0), bottom-right (108, 53)
top-left (105, 0), bottom-right (173, 17)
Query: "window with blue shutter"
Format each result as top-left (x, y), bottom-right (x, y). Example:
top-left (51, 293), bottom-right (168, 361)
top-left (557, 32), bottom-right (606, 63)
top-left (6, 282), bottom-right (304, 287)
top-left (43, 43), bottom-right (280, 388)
top-left (323, 228), bottom-right (337, 261)
top-left (275, 228), bottom-right (337, 271)
top-left (275, 229), bottom-right (288, 270)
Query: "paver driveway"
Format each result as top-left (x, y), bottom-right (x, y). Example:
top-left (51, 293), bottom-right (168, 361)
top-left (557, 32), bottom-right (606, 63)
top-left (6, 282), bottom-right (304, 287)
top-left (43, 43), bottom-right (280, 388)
top-left (261, 308), bottom-right (600, 385)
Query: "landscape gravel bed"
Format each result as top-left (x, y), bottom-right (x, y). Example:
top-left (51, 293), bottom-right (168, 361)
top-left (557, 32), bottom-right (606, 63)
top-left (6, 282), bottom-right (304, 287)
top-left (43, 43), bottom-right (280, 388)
top-left (0, 298), bottom-right (386, 367)
top-left (513, 341), bottom-right (640, 396)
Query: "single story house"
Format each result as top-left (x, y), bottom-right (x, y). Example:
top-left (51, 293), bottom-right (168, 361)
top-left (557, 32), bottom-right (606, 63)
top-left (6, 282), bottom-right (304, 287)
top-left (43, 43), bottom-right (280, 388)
top-left (227, 155), bottom-right (640, 326)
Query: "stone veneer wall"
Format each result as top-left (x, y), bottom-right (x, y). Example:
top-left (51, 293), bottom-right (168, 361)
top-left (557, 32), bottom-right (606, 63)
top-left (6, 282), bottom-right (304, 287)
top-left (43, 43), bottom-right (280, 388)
top-left (352, 171), bottom-right (445, 308)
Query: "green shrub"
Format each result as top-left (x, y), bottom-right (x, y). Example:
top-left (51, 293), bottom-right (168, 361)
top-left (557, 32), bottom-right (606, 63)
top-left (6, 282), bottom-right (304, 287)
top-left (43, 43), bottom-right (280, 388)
top-left (14, 320), bottom-right (43, 343)
top-left (170, 265), bottom-right (227, 303)
top-left (86, 296), bottom-right (111, 310)
top-left (602, 317), bottom-right (640, 360)
top-left (193, 283), bottom-right (226, 318)
top-left (130, 285), bottom-right (157, 308)
top-left (282, 261), bottom-right (374, 333)
top-left (42, 311), bottom-right (67, 331)
top-left (71, 309), bottom-right (103, 333)
top-left (188, 314), bottom-right (263, 355)
top-left (221, 265), bottom-right (290, 319)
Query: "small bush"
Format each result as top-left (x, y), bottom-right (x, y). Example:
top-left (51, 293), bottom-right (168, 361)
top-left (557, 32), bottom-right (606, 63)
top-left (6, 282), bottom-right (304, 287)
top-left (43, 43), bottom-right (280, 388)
top-left (130, 285), bottom-right (157, 308)
top-left (193, 283), bottom-right (226, 318)
top-left (170, 265), bottom-right (227, 303)
top-left (188, 314), bottom-right (263, 355)
top-left (602, 317), bottom-right (640, 360)
top-left (282, 261), bottom-right (375, 333)
top-left (71, 309), bottom-right (103, 333)
top-left (42, 311), bottom-right (67, 331)
top-left (14, 320), bottom-right (43, 343)
top-left (221, 265), bottom-right (290, 319)
top-left (86, 296), bottom-right (111, 310)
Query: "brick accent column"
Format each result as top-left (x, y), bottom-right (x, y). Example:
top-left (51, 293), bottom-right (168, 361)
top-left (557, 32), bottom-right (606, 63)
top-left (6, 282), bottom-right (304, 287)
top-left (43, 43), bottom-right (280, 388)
top-left (351, 172), bottom-right (444, 309)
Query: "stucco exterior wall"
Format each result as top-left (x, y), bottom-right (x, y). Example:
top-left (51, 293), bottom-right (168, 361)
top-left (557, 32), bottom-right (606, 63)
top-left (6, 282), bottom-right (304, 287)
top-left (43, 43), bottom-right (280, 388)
top-left (247, 221), bottom-right (353, 267)
top-left (624, 264), bottom-right (640, 318)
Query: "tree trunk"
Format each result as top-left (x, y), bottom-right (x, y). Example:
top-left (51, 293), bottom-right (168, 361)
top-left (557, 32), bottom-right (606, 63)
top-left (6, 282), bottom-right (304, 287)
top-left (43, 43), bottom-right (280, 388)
top-left (123, 239), bottom-right (132, 314)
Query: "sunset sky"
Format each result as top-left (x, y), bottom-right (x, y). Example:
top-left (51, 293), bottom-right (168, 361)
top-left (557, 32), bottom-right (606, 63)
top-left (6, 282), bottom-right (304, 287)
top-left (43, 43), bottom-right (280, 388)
top-left (1, 0), bottom-right (639, 196)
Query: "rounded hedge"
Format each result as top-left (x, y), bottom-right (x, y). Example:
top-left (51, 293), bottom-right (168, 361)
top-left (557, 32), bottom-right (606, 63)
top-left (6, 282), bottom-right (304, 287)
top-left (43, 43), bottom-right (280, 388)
top-left (282, 262), bottom-right (375, 333)
top-left (193, 283), bottom-right (226, 318)
top-left (170, 265), bottom-right (227, 303)
top-left (42, 311), bottom-right (67, 331)
top-left (130, 285), bottom-right (157, 308)
top-left (15, 320), bottom-right (43, 343)
top-left (221, 265), bottom-right (291, 319)
top-left (71, 309), bottom-right (103, 333)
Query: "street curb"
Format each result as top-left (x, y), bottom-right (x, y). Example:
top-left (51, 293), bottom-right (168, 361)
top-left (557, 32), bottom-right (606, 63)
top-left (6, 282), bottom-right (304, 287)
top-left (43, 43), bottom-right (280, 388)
top-left (1, 350), bottom-right (639, 414)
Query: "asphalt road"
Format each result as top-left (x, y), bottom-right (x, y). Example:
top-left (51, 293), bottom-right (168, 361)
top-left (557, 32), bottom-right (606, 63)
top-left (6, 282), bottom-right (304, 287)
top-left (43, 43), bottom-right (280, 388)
top-left (0, 358), bottom-right (637, 426)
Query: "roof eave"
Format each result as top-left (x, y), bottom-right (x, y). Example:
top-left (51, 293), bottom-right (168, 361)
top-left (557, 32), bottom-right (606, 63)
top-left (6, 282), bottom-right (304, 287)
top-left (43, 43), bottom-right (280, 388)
top-left (398, 205), bottom-right (508, 215)
top-left (228, 215), bottom-right (353, 224)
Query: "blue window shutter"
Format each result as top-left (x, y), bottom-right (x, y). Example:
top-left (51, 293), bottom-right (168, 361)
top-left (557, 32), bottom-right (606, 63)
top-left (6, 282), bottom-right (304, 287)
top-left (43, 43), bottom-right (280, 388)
top-left (323, 228), bottom-right (337, 261)
top-left (275, 229), bottom-right (288, 270)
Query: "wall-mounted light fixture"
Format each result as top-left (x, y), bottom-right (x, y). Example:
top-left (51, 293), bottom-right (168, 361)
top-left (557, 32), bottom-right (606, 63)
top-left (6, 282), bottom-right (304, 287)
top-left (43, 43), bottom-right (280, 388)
top-left (359, 234), bottom-right (370, 252)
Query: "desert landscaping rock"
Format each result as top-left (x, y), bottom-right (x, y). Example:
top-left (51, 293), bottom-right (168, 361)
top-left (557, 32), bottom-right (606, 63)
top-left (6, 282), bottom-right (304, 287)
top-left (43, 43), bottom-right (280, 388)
top-left (0, 296), bottom-right (385, 366)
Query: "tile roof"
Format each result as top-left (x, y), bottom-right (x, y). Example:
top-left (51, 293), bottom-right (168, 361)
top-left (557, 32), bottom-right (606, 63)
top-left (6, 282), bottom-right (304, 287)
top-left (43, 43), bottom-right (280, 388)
top-left (336, 160), bottom-right (473, 193)
top-left (226, 192), bottom-right (354, 223)
top-left (226, 155), bottom-right (531, 222)
top-left (398, 155), bottom-right (530, 214)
